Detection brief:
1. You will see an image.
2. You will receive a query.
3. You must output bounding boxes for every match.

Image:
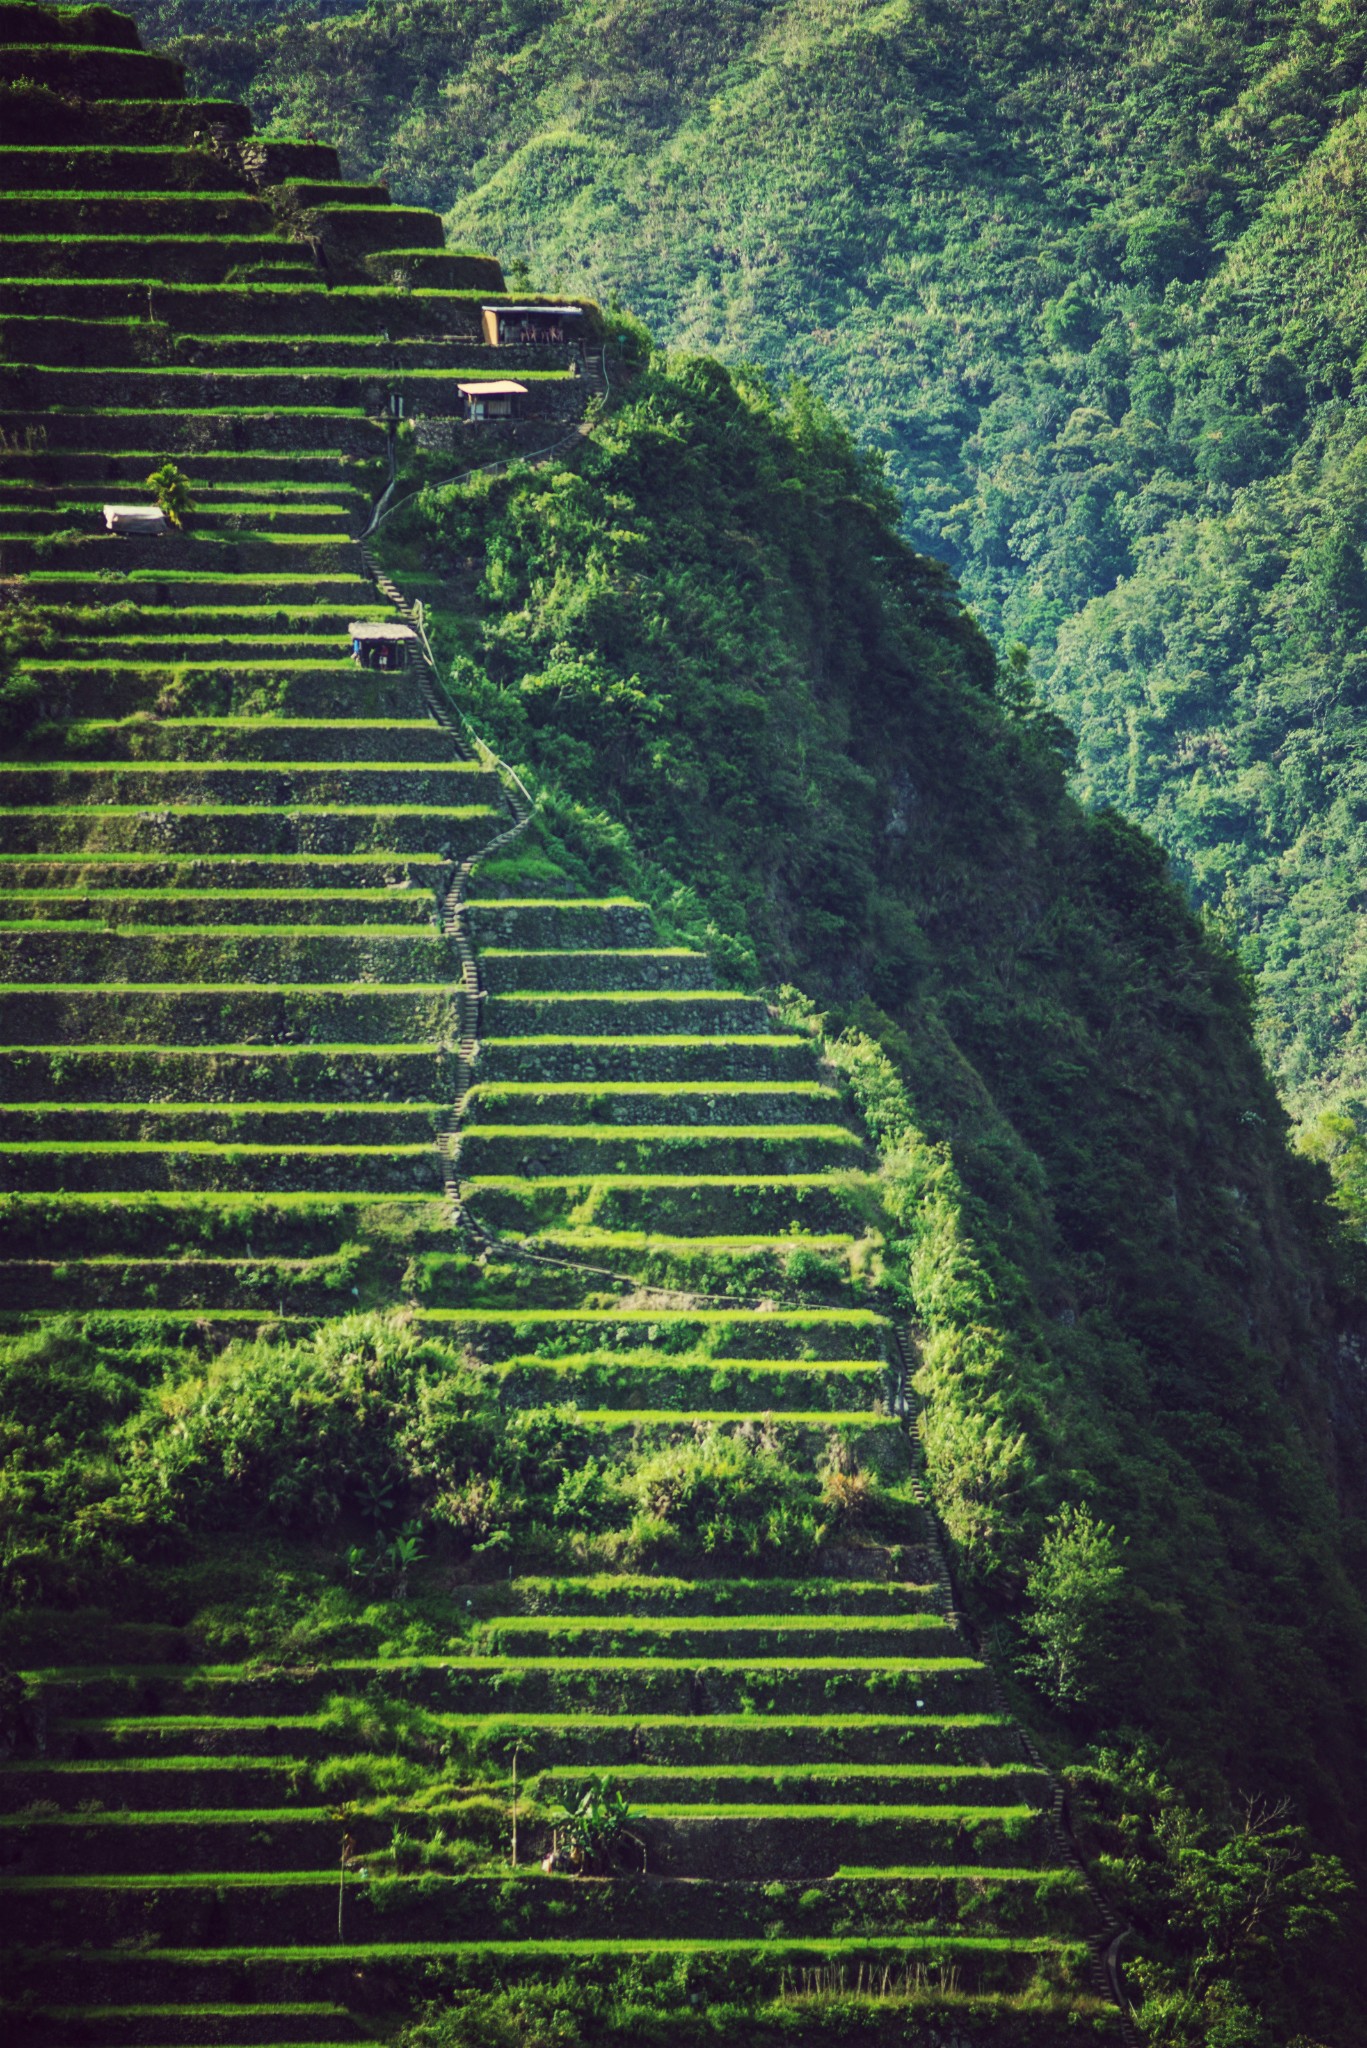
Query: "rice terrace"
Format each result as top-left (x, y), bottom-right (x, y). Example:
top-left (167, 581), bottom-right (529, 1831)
top-left (4, 4), bottom-right (1367, 2047)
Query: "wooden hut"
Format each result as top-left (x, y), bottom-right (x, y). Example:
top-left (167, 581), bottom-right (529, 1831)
top-left (457, 379), bottom-right (528, 421)
top-left (349, 620), bottom-right (417, 671)
top-left (481, 304), bottom-right (583, 347)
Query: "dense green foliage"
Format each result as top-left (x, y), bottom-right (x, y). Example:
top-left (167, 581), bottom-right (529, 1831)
top-left (378, 350), bottom-right (1367, 1907)
top-left (11, 3), bottom-right (1367, 2030)
top-left (1072, 1745), bottom-right (1355, 2046)
top-left (148, 0), bottom-right (1367, 1130)
top-left (0, 1309), bottom-right (900, 1632)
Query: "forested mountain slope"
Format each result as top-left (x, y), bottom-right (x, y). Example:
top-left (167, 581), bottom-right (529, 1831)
top-left (4, 4), bottom-right (1367, 2044)
top-left (376, 349), bottom-right (1367, 2042)
top-left (144, 0), bottom-right (1367, 1136)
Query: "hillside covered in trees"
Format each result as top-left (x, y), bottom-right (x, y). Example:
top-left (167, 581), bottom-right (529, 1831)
top-left (148, 0), bottom-right (1367, 1148)
top-left (374, 326), bottom-right (1367, 2048)
top-left (4, 3), bottom-right (1367, 2045)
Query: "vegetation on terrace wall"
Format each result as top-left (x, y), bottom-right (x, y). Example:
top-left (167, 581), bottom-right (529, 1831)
top-left (145, 0), bottom-right (1367, 1152)
top-left (372, 345), bottom-right (1367, 2028)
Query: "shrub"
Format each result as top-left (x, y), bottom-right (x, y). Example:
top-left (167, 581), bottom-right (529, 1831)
top-left (626, 1429), bottom-right (820, 1566)
top-left (1020, 1504), bottom-right (1127, 1710)
top-left (144, 460), bottom-right (196, 528)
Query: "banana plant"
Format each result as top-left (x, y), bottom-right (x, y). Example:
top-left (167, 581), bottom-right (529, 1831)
top-left (547, 1774), bottom-right (646, 1875)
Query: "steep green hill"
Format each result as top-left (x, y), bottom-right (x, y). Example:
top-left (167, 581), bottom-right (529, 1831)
top-left (4, 5), bottom-right (1367, 2046)
top-left (141, 0), bottom-right (1367, 1139)
top-left (0, 7), bottom-right (1113, 2047)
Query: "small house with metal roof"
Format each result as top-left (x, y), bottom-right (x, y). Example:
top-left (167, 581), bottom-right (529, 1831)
top-left (481, 304), bottom-right (583, 347)
top-left (349, 620), bottom-right (417, 670)
top-left (457, 379), bottom-right (528, 421)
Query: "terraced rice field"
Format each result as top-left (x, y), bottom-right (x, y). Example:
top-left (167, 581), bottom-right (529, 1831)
top-left (0, 4), bottom-right (1127, 2043)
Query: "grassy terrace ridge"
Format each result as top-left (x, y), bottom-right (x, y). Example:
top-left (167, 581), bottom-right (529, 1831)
top-left (534, 1410), bottom-right (899, 1429)
top-left (0, 1099), bottom-right (445, 1112)
top-left (4, 1936), bottom-right (1072, 1958)
top-left (3, 763), bottom-right (487, 777)
top-left (2, 1794), bottom-right (1012, 1820)
top-left (68, 1712), bottom-right (1010, 1733)
top-left (3, 402), bottom-right (374, 416)
top-left (0, 980), bottom-right (467, 992)
top-left (466, 1081), bottom-right (839, 1094)
top-left (0, 1041), bottom-right (445, 1054)
top-left (0, 805), bottom-right (496, 817)
top-left (0, 922), bottom-right (445, 938)
top-left (0, 1141), bottom-right (435, 1154)
top-left (461, 1172), bottom-right (875, 1187)
top-left (0, 14), bottom-right (1107, 2041)
top-left (481, 1033), bottom-right (806, 1046)
top-left (0, 859), bottom-right (449, 870)
top-left (476, 1614), bottom-right (944, 1635)
top-left (14, 364), bottom-right (577, 382)
top-left (1, 1865), bottom-right (1052, 1887)
top-left (0, 1794), bottom-right (1016, 1826)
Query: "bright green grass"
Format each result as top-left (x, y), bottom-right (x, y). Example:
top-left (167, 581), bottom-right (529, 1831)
top-left (0, 857), bottom-right (448, 869)
top-left (414, 1307), bottom-right (886, 1324)
top-left (481, 946), bottom-right (699, 958)
top-left (29, 1656), bottom-right (980, 1680)
top-left (480, 1036), bottom-right (805, 1047)
top-left (463, 1174), bottom-right (876, 1188)
top-left (39, 501), bottom-right (359, 516)
top-left (0, 1142), bottom-right (434, 1154)
top-left (0, 803), bottom-right (495, 816)
top-left (495, 991), bottom-right (765, 1004)
top-left (527, 1231), bottom-right (859, 1249)
top-left (468, 1082), bottom-right (838, 1096)
top-left (0, 1042), bottom-right (443, 1053)
top-left (0, 1310), bottom-right (310, 1329)
top-left (7, 751), bottom-right (452, 765)
top-left (0, 1872), bottom-right (415, 1889)
top-left (29, 572), bottom-right (372, 587)
top-left (0, 922), bottom-right (447, 939)
top-left (491, 1359), bottom-right (889, 1376)
top-left (2, 1190), bottom-right (439, 1205)
top-left (598, 1803), bottom-right (1035, 1821)
top-left (540, 1764), bottom-right (1021, 1781)
top-left (71, 719), bottom-right (440, 729)
top-left (7, 1935), bottom-right (1072, 1958)
top-left (14, 660), bottom-right (389, 672)
top-left (20, 362), bottom-right (573, 383)
top-left (10, 405), bottom-right (374, 419)
top-left (1, 187), bottom-right (262, 200)
top-left (62, 1711), bottom-right (1009, 1736)
top-left (490, 1354), bottom-right (882, 1372)
top-left (0, 891), bottom-right (441, 904)
top-left (563, 1410), bottom-right (898, 1428)
top-left (509, 1575), bottom-right (935, 1597)
top-left (0, 1101), bottom-right (444, 1114)
top-left (30, 611), bottom-right (387, 623)
top-left (465, 897), bottom-right (645, 908)
top-left (25, 1245), bottom-right (385, 1261)
top-left (835, 1866), bottom-right (1059, 1880)
top-left (0, 982), bottom-right (458, 994)
top-left (460, 1123), bottom-right (861, 1141)
top-left (489, 1615), bottom-right (946, 1634)
top-left (0, 1807), bottom-right (337, 1827)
